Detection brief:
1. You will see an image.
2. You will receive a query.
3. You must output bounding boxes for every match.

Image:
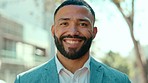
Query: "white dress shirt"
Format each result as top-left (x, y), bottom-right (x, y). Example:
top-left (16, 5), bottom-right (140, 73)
top-left (55, 56), bottom-right (90, 83)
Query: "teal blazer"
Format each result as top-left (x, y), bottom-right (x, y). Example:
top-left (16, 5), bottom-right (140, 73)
top-left (15, 57), bottom-right (131, 83)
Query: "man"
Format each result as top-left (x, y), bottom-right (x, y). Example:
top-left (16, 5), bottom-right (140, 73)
top-left (15, 0), bottom-right (131, 83)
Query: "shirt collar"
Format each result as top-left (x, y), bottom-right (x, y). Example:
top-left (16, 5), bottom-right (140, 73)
top-left (55, 55), bottom-right (90, 74)
top-left (55, 55), bottom-right (64, 73)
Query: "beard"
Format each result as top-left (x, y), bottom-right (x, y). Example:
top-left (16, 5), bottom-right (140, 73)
top-left (54, 35), bottom-right (93, 60)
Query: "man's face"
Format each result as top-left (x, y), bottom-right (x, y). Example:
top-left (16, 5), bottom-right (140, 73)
top-left (52, 5), bottom-right (97, 60)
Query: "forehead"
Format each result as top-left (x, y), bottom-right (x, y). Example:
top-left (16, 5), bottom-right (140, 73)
top-left (54, 5), bottom-right (94, 23)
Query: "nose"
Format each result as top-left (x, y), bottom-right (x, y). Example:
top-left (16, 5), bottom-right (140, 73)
top-left (68, 24), bottom-right (79, 36)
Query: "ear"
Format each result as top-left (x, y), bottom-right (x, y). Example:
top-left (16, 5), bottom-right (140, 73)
top-left (92, 27), bottom-right (97, 39)
top-left (51, 25), bottom-right (55, 36)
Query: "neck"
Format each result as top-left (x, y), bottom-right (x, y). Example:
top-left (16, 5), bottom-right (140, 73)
top-left (57, 51), bottom-right (89, 73)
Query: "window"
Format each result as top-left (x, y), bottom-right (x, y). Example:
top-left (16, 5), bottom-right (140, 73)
top-left (1, 38), bottom-right (17, 58)
top-left (34, 47), bottom-right (45, 57)
top-left (3, 38), bottom-right (16, 51)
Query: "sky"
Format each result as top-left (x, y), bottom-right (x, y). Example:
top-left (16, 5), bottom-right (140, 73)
top-left (0, 0), bottom-right (50, 48)
top-left (0, 0), bottom-right (147, 57)
top-left (134, 0), bottom-right (148, 45)
top-left (87, 0), bottom-right (148, 57)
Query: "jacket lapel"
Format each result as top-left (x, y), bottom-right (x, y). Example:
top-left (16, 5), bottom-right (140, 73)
top-left (90, 58), bottom-right (104, 83)
top-left (90, 58), bottom-right (116, 83)
top-left (42, 57), bottom-right (60, 83)
top-left (39, 57), bottom-right (116, 83)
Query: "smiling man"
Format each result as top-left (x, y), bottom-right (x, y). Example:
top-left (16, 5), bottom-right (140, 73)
top-left (15, 0), bottom-right (131, 83)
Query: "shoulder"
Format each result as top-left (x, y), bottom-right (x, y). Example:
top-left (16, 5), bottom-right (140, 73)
top-left (90, 57), bottom-right (131, 83)
top-left (15, 58), bottom-right (56, 83)
top-left (90, 57), bottom-right (125, 75)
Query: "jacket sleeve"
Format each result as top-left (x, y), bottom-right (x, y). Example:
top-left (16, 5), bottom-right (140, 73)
top-left (124, 74), bottom-right (131, 83)
top-left (14, 75), bottom-right (20, 83)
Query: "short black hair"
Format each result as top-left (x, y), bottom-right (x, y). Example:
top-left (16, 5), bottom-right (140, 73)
top-left (54, 0), bottom-right (95, 21)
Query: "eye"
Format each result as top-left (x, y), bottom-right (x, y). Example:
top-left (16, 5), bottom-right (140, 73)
top-left (79, 23), bottom-right (88, 27)
top-left (60, 22), bottom-right (68, 26)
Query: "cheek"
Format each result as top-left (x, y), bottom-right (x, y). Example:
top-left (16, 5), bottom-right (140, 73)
top-left (80, 28), bottom-right (94, 38)
top-left (54, 28), bottom-right (65, 37)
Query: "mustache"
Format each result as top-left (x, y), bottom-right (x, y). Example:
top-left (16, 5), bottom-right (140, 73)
top-left (60, 35), bottom-right (86, 41)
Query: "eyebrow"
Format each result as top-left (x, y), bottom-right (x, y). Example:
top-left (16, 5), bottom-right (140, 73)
top-left (58, 18), bottom-right (91, 23)
top-left (78, 18), bottom-right (90, 23)
top-left (58, 18), bottom-right (70, 21)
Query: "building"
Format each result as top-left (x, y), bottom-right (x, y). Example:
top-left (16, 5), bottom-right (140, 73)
top-left (0, 13), bottom-right (23, 83)
top-left (0, 10), bottom-right (51, 83)
top-left (0, 0), bottom-right (67, 82)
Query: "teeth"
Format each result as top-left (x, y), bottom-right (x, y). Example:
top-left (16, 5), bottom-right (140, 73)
top-left (66, 40), bottom-right (79, 44)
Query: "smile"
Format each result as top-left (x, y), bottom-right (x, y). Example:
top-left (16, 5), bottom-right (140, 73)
top-left (63, 38), bottom-right (84, 48)
top-left (65, 40), bottom-right (80, 44)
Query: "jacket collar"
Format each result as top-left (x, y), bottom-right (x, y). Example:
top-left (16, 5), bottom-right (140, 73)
top-left (40, 57), bottom-right (116, 83)
top-left (42, 57), bottom-right (60, 83)
top-left (90, 57), bottom-right (116, 83)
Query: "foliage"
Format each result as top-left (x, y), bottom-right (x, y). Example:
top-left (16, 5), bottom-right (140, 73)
top-left (112, 0), bottom-right (148, 82)
top-left (101, 51), bottom-right (135, 78)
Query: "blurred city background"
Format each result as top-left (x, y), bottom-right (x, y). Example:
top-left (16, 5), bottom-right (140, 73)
top-left (0, 0), bottom-right (147, 83)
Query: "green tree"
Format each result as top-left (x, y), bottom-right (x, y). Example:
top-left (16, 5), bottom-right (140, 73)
top-left (101, 51), bottom-right (134, 78)
top-left (112, 0), bottom-right (148, 83)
